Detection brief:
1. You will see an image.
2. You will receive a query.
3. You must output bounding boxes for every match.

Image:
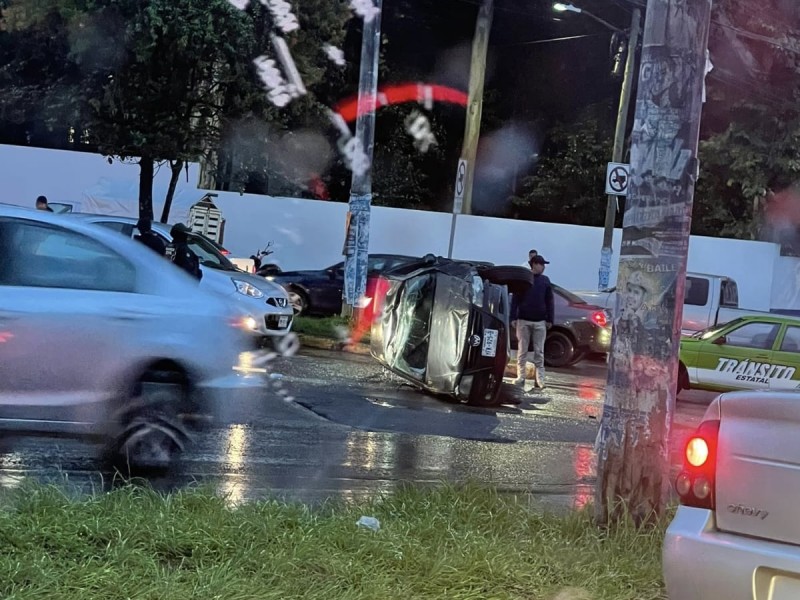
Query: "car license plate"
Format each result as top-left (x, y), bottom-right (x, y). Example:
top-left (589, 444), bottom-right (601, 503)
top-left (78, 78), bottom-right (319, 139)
top-left (278, 316), bottom-right (289, 328)
top-left (481, 329), bottom-right (498, 357)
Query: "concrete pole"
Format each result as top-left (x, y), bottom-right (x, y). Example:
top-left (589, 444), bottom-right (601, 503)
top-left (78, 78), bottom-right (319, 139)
top-left (459, 0), bottom-right (494, 216)
top-left (598, 7), bottom-right (642, 291)
top-left (342, 0), bottom-right (382, 313)
top-left (594, 0), bottom-right (712, 525)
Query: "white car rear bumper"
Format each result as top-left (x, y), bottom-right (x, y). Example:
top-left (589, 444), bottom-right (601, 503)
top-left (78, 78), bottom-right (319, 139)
top-left (664, 506), bottom-right (800, 599)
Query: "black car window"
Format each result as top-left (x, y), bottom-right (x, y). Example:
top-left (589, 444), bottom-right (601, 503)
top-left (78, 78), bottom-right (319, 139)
top-left (185, 233), bottom-right (237, 271)
top-left (0, 219), bottom-right (136, 293)
top-left (553, 284), bottom-right (586, 304)
top-left (685, 277), bottom-right (709, 306)
top-left (95, 220), bottom-right (135, 237)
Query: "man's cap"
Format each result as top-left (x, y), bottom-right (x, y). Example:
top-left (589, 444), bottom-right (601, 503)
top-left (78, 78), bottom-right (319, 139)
top-left (36, 195), bottom-right (48, 203)
top-left (531, 255), bottom-right (549, 265)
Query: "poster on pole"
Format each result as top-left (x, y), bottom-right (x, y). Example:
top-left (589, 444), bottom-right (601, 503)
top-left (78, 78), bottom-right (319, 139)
top-left (453, 159), bottom-right (467, 214)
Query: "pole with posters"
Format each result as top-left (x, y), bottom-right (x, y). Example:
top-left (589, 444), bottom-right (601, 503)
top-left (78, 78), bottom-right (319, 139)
top-left (342, 0), bottom-right (382, 311)
top-left (594, 0), bottom-right (712, 524)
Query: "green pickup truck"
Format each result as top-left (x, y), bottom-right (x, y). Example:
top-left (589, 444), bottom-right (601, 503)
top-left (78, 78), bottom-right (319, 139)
top-left (678, 315), bottom-right (800, 394)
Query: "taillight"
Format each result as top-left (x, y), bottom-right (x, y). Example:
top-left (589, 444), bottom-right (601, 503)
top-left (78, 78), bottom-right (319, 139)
top-left (675, 419), bottom-right (720, 510)
top-left (591, 310), bottom-right (608, 328)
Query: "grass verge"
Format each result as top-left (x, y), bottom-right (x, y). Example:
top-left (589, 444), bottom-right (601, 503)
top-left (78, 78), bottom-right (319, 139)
top-left (294, 315), bottom-right (370, 344)
top-left (0, 482), bottom-right (666, 599)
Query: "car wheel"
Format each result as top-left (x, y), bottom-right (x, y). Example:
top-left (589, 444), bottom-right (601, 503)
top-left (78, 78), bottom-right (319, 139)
top-left (545, 330), bottom-right (575, 368)
top-left (677, 362), bottom-right (690, 396)
top-left (566, 350), bottom-right (586, 367)
top-left (288, 289), bottom-right (309, 316)
top-left (109, 367), bottom-right (192, 472)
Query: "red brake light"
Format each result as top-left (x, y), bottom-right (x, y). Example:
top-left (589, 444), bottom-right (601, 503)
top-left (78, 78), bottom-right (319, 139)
top-left (591, 311), bottom-right (608, 328)
top-left (221, 249), bottom-right (231, 255)
top-left (675, 419), bottom-right (720, 510)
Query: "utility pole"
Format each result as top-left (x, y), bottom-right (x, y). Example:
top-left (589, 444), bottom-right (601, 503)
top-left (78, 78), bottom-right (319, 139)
top-left (594, 0), bottom-right (712, 524)
top-left (598, 7), bottom-right (642, 291)
top-left (342, 0), bottom-right (382, 314)
top-left (458, 0), bottom-right (493, 216)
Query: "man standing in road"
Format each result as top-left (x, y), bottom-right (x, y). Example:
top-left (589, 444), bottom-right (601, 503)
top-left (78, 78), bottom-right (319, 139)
top-left (511, 255), bottom-right (554, 389)
top-left (167, 223), bottom-right (203, 281)
top-left (521, 248), bottom-right (537, 268)
top-left (35, 196), bottom-right (53, 212)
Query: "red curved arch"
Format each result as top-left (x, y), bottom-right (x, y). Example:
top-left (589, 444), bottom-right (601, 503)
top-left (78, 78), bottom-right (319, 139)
top-left (334, 83), bottom-right (468, 123)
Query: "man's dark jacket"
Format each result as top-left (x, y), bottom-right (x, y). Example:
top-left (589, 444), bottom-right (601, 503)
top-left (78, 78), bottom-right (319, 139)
top-left (511, 273), bottom-right (554, 323)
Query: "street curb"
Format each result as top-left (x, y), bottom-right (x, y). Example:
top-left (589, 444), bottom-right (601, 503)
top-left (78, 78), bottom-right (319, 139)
top-left (298, 334), bottom-right (371, 355)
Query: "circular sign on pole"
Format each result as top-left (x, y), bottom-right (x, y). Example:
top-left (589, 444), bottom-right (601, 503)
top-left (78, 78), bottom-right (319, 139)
top-left (605, 162), bottom-right (630, 196)
top-left (456, 161), bottom-right (466, 196)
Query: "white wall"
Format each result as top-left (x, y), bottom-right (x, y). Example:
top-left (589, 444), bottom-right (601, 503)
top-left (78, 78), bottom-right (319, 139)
top-left (772, 256), bottom-right (800, 310)
top-left (0, 145), bottom-right (786, 311)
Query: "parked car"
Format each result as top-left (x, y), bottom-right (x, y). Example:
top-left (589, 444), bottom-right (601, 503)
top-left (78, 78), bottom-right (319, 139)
top-left (66, 214), bottom-right (294, 341)
top-left (510, 284), bottom-right (611, 368)
top-left (0, 205), bottom-right (270, 469)
top-left (370, 256), bottom-right (516, 407)
top-left (267, 254), bottom-right (419, 316)
top-left (575, 273), bottom-right (771, 336)
top-left (663, 390), bottom-right (800, 598)
top-left (678, 314), bottom-right (800, 395)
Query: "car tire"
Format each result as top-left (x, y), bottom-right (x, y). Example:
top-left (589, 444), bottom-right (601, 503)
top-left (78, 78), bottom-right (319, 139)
top-left (566, 350), bottom-right (586, 367)
top-left (545, 329), bottom-right (576, 368)
top-left (288, 288), bottom-right (309, 316)
top-left (677, 362), bottom-right (690, 396)
top-left (109, 367), bottom-right (192, 472)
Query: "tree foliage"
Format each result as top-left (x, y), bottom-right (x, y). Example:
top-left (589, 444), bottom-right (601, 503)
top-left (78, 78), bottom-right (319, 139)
top-left (510, 102), bottom-right (614, 226)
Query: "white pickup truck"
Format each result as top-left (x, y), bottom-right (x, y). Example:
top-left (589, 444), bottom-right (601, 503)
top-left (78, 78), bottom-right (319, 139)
top-left (575, 273), bottom-right (771, 336)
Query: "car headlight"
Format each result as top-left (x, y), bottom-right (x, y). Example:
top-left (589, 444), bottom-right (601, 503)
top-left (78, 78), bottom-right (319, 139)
top-left (232, 279), bottom-right (265, 299)
top-left (265, 276), bottom-right (276, 281)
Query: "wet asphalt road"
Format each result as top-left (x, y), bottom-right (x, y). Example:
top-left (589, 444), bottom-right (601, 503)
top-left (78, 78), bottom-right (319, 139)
top-left (0, 347), bottom-right (713, 510)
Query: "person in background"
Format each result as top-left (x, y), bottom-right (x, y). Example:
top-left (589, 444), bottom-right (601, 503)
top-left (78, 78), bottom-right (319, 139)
top-left (511, 255), bottom-right (554, 389)
top-left (35, 196), bottom-right (53, 212)
top-left (521, 249), bottom-right (537, 268)
top-left (167, 223), bottom-right (203, 281)
top-left (134, 218), bottom-right (167, 256)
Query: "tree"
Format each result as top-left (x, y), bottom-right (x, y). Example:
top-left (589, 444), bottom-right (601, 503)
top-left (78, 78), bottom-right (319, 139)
top-left (510, 102), bottom-right (614, 225)
top-left (69, 0), bottom-right (257, 221)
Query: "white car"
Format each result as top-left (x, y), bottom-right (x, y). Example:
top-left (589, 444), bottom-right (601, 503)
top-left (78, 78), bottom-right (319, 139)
top-left (67, 214), bottom-right (294, 339)
top-left (0, 205), bottom-right (270, 468)
top-left (663, 391), bottom-right (800, 599)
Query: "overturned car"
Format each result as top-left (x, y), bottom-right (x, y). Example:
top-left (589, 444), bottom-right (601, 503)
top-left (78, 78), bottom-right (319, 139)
top-left (369, 256), bottom-right (534, 407)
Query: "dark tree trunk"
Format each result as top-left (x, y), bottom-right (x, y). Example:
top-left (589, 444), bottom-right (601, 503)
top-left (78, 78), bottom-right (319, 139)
top-left (160, 159), bottom-right (184, 223)
top-left (138, 156), bottom-right (155, 221)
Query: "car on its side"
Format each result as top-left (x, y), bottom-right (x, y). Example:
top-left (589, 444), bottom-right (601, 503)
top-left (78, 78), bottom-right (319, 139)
top-left (370, 256), bottom-right (514, 407)
top-left (664, 390), bottom-right (800, 598)
top-left (267, 254), bottom-right (419, 316)
top-left (67, 214), bottom-right (294, 340)
top-left (0, 205), bottom-right (270, 469)
top-left (678, 314), bottom-right (800, 395)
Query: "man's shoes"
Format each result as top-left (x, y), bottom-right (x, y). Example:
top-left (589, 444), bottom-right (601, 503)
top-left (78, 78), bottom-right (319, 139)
top-left (533, 370), bottom-right (545, 389)
top-left (511, 377), bottom-right (526, 387)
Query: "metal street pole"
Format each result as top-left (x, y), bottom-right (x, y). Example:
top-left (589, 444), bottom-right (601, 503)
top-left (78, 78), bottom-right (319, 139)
top-left (459, 0), bottom-right (494, 217)
top-left (594, 0), bottom-right (712, 524)
top-left (342, 0), bottom-right (382, 314)
top-left (598, 7), bottom-right (641, 291)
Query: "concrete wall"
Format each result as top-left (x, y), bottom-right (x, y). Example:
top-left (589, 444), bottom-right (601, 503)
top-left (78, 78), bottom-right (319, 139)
top-left (0, 144), bottom-right (785, 311)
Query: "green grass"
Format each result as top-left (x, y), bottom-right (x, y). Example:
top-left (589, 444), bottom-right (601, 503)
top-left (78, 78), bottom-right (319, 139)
top-left (294, 316), bottom-right (371, 343)
top-left (0, 482), bottom-right (666, 599)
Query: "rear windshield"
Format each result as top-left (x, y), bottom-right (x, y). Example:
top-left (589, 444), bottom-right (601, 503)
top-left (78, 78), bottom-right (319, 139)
top-left (553, 284), bottom-right (587, 304)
